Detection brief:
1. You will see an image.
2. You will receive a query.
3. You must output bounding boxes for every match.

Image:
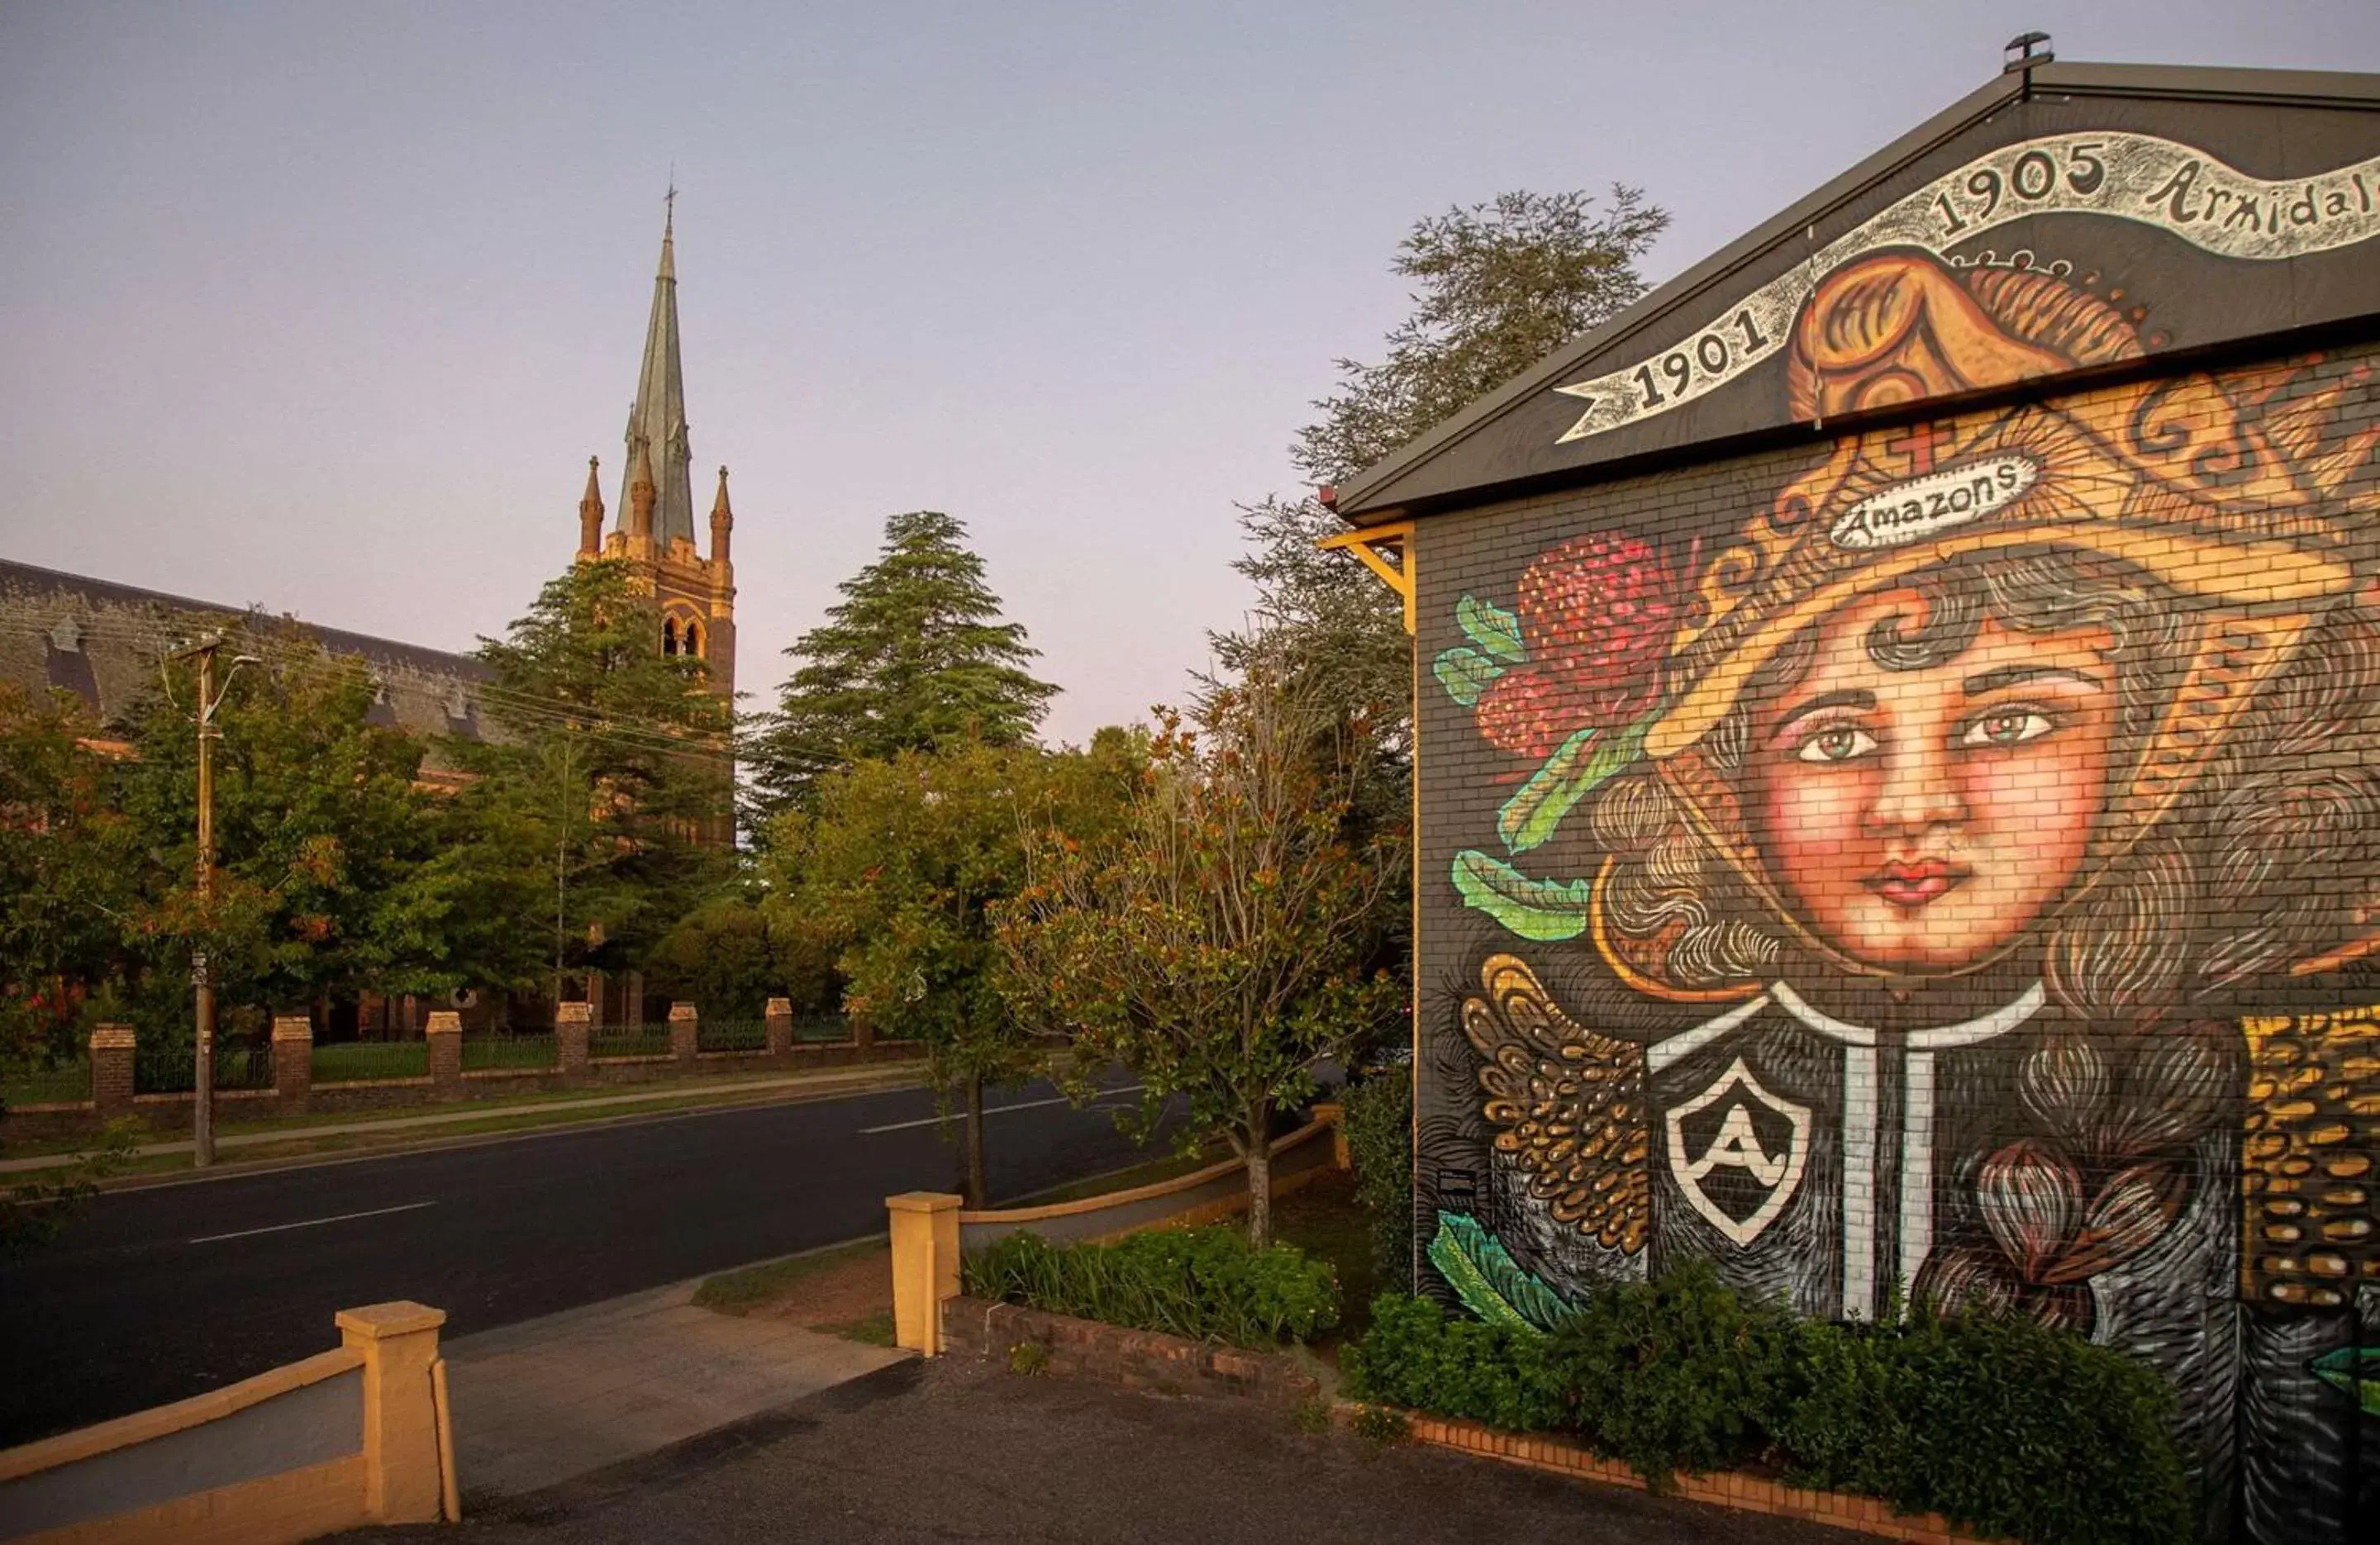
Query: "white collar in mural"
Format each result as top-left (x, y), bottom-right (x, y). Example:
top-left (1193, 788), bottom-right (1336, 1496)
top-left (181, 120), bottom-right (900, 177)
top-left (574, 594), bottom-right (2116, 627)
top-left (1649, 982), bottom-right (2049, 1314)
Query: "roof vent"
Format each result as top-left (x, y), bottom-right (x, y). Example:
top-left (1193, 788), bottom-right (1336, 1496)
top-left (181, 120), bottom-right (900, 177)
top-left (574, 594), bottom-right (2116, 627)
top-left (2003, 31), bottom-right (2052, 73)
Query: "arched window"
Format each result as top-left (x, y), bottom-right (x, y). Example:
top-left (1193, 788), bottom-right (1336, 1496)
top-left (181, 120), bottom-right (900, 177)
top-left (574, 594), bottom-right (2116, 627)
top-left (684, 621), bottom-right (702, 657)
top-left (663, 619), bottom-right (679, 656)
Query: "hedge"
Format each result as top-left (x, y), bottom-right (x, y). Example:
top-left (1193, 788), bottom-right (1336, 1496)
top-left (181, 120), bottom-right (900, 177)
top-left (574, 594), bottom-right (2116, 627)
top-left (1343, 1264), bottom-right (2190, 1545)
top-left (962, 1225), bottom-right (1340, 1348)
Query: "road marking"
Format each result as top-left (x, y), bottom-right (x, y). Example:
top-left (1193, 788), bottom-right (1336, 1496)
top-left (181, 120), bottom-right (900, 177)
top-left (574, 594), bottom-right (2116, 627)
top-left (188, 1200), bottom-right (437, 1245)
top-left (859, 1086), bottom-right (1145, 1135)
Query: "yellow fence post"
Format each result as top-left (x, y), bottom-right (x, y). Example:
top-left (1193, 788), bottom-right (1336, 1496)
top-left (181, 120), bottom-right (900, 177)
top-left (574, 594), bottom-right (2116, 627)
top-left (887, 1191), bottom-right (963, 1356)
top-left (337, 1300), bottom-right (449, 1524)
top-left (1313, 1100), bottom-right (1351, 1171)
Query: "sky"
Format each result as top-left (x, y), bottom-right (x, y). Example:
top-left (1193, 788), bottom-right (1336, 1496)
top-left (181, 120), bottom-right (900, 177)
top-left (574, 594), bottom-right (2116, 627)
top-left (4, 1), bottom-right (2377, 745)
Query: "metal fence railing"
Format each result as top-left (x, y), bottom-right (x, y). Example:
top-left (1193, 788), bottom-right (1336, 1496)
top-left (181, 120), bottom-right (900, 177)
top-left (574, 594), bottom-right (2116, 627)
top-left (793, 1015), bottom-right (853, 1044)
top-left (137, 1041), bottom-right (274, 1095)
top-left (462, 1032), bottom-right (558, 1072)
top-left (311, 1040), bottom-right (431, 1084)
top-left (2, 1058), bottom-right (91, 1108)
top-left (696, 1018), bottom-right (768, 1053)
top-left (590, 1025), bottom-right (674, 1061)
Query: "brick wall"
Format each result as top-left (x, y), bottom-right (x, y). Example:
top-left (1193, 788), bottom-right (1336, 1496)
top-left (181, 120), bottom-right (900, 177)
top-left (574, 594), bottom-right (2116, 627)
top-left (1408, 321), bottom-right (2380, 1536)
top-left (938, 1295), bottom-right (1321, 1409)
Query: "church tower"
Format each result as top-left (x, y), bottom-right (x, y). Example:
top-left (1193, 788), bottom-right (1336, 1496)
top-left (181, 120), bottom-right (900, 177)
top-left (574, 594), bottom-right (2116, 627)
top-left (574, 194), bottom-right (737, 701)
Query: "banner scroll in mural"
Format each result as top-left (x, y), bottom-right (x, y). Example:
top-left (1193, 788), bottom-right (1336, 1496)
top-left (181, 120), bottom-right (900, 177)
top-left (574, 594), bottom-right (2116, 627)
top-left (1552, 132), bottom-right (2380, 444)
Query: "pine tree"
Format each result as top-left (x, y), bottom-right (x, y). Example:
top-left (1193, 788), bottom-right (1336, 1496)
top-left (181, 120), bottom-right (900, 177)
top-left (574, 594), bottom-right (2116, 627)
top-left (747, 511), bottom-right (1056, 822)
top-left (461, 559), bottom-right (734, 996)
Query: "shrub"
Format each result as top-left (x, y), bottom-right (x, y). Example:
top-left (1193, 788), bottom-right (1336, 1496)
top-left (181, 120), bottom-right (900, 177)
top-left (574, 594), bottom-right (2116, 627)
top-left (1780, 1310), bottom-right (2192, 1545)
top-left (1545, 1262), bottom-right (1803, 1487)
top-left (1340, 1069), bottom-right (1414, 1287)
top-left (1342, 1274), bottom-right (2192, 1545)
top-left (1341, 1293), bottom-right (1567, 1432)
top-left (963, 1225), bottom-right (1340, 1348)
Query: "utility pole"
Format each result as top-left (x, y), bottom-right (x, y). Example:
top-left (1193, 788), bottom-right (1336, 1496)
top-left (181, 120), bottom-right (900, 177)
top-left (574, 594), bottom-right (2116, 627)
top-left (170, 634), bottom-right (252, 1169)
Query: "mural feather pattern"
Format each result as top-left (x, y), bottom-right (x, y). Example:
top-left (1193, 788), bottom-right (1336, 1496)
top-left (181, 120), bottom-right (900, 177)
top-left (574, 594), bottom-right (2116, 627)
top-left (1462, 953), bottom-right (1649, 1254)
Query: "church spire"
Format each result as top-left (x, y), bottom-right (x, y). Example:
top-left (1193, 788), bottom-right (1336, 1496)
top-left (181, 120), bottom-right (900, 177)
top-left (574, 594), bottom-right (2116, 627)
top-left (577, 455), bottom-right (605, 557)
top-left (616, 188), bottom-right (695, 548)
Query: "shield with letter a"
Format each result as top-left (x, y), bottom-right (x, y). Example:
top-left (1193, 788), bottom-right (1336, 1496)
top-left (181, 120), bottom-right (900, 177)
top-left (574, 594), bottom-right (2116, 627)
top-left (1664, 1058), bottom-right (1811, 1247)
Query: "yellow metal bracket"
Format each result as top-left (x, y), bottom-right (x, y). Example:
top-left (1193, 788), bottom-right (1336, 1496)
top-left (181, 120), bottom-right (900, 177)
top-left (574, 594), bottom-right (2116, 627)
top-left (1318, 521), bottom-right (1415, 634)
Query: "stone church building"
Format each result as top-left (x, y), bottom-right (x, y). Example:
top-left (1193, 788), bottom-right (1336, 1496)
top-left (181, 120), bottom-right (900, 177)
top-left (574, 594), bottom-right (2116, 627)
top-left (0, 209), bottom-right (740, 1030)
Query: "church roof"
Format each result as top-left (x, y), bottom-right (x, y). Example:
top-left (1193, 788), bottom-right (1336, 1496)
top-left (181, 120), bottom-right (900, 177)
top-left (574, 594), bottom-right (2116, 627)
top-left (1329, 60), bottom-right (2380, 524)
top-left (0, 558), bottom-right (490, 754)
top-left (618, 201), bottom-right (697, 548)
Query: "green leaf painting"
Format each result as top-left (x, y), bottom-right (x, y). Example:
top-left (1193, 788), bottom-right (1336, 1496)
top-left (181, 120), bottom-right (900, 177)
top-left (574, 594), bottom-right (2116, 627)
top-left (1497, 722), bottom-right (1647, 855)
top-left (1451, 850), bottom-right (1593, 941)
top-left (1427, 1211), bottom-right (1575, 1333)
top-left (1433, 646), bottom-right (1504, 707)
top-left (1456, 595), bottom-right (1526, 663)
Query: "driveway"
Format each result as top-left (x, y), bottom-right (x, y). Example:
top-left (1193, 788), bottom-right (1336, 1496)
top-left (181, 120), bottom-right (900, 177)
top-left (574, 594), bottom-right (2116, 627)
top-left (358, 1357), bottom-right (1867, 1544)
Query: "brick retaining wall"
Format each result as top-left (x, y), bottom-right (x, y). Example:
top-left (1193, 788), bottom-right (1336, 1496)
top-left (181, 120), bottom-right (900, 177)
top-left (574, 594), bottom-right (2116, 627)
top-left (938, 1295), bottom-right (1321, 1410)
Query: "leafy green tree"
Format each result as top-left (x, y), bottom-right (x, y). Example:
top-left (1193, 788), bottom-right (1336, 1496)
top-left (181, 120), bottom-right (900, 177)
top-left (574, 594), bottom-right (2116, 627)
top-left (0, 684), bottom-right (140, 1078)
top-left (464, 559), bottom-right (735, 999)
top-left (645, 896), bottom-right (797, 1020)
top-left (118, 626), bottom-right (451, 1025)
top-left (747, 511), bottom-right (1056, 823)
top-left (764, 738), bottom-right (1092, 1203)
top-left (999, 669), bottom-right (1405, 1245)
top-left (1216, 187), bottom-right (1670, 756)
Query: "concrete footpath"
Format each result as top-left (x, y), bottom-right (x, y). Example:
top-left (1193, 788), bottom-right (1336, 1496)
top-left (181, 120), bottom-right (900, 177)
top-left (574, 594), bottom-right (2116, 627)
top-left (442, 1279), bottom-right (908, 1500)
top-left (0, 1062), bottom-right (924, 1176)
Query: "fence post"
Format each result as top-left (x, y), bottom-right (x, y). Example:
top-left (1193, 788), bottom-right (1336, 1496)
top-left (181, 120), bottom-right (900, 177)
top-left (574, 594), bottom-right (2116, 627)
top-left (555, 1000), bottom-right (592, 1081)
top-left (88, 1024), bottom-right (136, 1117)
top-left (764, 997), bottom-right (793, 1061)
top-left (850, 1012), bottom-right (874, 1055)
top-left (888, 1191), bottom-right (964, 1356)
top-left (337, 1300), bottom-right (449, 1524)
top-left (272, 1015), bottom-right (314, 1112)
top-left (1311, 1100), bottom-right (1350, 1171)
top-left (425, 1010), bottom-right (462, 1096)
top-left (669, 1001), bottom-right (699, 1064)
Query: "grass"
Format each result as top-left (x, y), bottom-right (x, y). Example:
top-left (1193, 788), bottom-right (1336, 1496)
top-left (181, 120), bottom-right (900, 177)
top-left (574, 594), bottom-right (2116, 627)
top-left (821, 1310), bottom-right (897, 1347)
top-left (1001, 1142), bottom-right (1226, 1207)
top-left (1270, 1170), bottom-right (1379, 1342)
top-left (693, 1238), bottom-right (887, 1316)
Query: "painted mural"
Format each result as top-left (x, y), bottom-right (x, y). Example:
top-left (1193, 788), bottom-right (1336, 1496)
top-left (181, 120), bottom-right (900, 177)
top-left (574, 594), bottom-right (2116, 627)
top-left (1426, 246), bottom-right (2380, 1538)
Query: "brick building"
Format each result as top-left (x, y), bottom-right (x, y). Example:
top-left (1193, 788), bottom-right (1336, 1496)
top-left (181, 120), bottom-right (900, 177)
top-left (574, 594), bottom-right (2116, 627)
top-left (1328, 58), bottom-right (2380, 1542)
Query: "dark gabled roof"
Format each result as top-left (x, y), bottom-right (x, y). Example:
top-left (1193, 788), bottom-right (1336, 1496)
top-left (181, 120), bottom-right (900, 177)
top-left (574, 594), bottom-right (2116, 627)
top-left (0, 557), bottom-right (489, 681)
top-left (1331, 60), bottom-right (2380, 523)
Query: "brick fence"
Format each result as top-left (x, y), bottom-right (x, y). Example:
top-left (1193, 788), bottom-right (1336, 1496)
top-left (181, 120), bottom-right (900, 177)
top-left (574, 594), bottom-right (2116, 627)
top-left (3, 999), bottom-right (924, 1142)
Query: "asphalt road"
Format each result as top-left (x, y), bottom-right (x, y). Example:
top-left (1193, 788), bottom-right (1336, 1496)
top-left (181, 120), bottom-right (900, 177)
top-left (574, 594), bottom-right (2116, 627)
top-left (0, 1074), bottom-right (1178, 1445)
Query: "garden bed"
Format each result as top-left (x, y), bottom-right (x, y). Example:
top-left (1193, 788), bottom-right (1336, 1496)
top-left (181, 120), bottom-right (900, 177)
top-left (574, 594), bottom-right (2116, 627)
top-left (941, 1294), bottom-right (1323, 1408)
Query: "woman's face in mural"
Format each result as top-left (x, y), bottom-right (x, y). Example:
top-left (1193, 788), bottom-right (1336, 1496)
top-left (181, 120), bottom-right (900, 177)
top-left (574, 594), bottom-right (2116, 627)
top-left (1749, 583), bottom-right (2119, 973)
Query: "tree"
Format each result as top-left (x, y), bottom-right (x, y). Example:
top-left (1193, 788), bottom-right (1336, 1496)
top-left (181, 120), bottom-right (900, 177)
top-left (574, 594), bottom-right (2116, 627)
top-left (746, 511), bottom-right (1056, 823)
top-left (464, 559), bottom-right (735, 999)
top-left (998, 669), bottom-right (1404, 1245)
top-left (645, 896), bottom-right (799, 1020)
top-left (0, 684), bottom-right (140, 1078)
top-left (1215, 187), bottom-right (1670, 743)
top-left (117, 626), bottom-right (453, 1026)
top-left (764, 737), bottom-right (1092, 1203)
